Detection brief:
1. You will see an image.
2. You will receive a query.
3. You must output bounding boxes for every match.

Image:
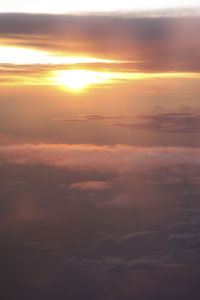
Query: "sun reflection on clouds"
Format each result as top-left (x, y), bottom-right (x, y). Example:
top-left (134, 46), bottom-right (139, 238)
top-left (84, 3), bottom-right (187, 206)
top-left (0, 43), bottom-right (200, 89)
top-left (52, 70), bottom-right (114, 90)
top-left (0, 46), bottom-right (118, 65)
top-left (51, 69), bottom-right (200, 91)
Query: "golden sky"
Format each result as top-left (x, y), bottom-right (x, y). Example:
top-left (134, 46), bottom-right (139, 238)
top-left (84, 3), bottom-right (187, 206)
top-left (0, 13), bottom-right (200, 91)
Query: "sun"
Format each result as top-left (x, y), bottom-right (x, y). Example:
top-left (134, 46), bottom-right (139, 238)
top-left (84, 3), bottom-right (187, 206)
top-left (61, 70), bottom-right (97, 90)
top-left (52, 70), bottom-right (112, 91)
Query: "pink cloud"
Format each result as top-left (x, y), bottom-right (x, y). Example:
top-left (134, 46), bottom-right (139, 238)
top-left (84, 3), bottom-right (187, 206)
top-left (68, 181), bottom-right (111, 191)
top-left (0, 143), bottom-right (200, 174)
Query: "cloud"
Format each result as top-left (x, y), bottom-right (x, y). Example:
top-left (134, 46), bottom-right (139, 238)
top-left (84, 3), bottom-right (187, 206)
top-left (111, 112), bottom-right (200, 133)
top-left (99, 230), bottom-right (157, 243)
top-left (0, 14), bottom-right (200, 73)
top-left (168, 208), bottom-right (200, 257)
top-left (68, 180), bottom-right (111, 191)
top-left (117, 231), bottom-right (157, 243)
top-left (1, 143), bottom-right (200, 174)
top-left (1, 143), bottom-right (200, 175)
top-left (104, 256), bottom-right (175, 273)
top-left (61, 207), bottom-right (200, 274)
top-left (54, 114), bottom-right (130, 122)
top-left (97, 194), bottom-right (132, 208)
top-left (55, 112), bottom-right (200, 134)
top-left (63, 255), bottom-right (176, 274)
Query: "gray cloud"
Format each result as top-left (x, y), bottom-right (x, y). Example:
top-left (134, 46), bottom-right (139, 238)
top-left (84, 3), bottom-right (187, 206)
top-left (61, 207), bottom-right (200, 275)
top-left (63, 255), bottom-right (177, 274)
top-left (55, 112), bottom-right (200, 134)
top-left (111, 113), bottom-right (200, 133)
top-left (99, 230), bottom-right (157, 243)
top-left (168, 208), bottom-right (200, 257)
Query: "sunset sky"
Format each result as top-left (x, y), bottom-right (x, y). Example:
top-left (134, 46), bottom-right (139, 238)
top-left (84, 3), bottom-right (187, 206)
top-left (1, 2), bottom-right (200, 300)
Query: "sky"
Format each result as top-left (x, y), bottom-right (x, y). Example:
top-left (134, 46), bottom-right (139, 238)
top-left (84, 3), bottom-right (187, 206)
top-left (1, 2), bottom-right (200, 300)
top-left (1, 0), bottom-right (200, 13)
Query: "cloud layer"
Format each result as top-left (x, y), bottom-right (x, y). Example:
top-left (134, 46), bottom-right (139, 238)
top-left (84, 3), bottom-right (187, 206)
top-left (1, 143), bottom-right (200, 173)
top-left (1, 14), bottom-right (200, 73)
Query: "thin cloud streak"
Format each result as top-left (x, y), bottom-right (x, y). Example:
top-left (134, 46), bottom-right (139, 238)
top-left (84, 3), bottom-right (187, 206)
top-left (68, 181), bottom-right (111, 191)
top-left (111, 113), bottom-right (200, 133)
top-left (54, 114), bottom-right (132, 122)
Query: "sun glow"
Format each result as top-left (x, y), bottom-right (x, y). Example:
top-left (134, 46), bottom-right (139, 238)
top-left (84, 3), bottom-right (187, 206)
top-left (0, 46), bottom-right (117, 65)
top-left (52, 70), bottom-right (113, 90)
top-left (52, 70), bottom-right (200, 91)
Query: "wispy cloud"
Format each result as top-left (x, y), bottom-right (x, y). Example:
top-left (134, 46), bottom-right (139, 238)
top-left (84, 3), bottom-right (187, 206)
top-left (111, 112), bottom-right (200, 133)
top-left (55, 112), bottom-right (200, 134)
top-left (68, 180), bottom-right (111, 191)
top-left (63, 255), bottom-right (177, 274)
top-left (54, 114), bottom-right (130, 122)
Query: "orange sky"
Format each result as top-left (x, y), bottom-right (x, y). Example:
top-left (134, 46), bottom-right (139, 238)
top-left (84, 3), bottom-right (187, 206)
top-left (0, 14), bottom-right (200, 91)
